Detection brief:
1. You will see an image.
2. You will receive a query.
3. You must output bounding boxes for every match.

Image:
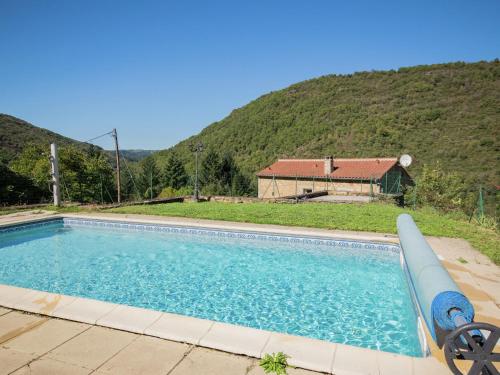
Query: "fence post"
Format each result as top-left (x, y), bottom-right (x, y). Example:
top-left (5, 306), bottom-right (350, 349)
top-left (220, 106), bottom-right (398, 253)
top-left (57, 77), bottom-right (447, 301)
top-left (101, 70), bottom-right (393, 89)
top-left (478, 186), bottom-right (484, 219)
top-left (50, 143), bottom-right (61, 206)
top-left (413, 182), bottom-right (417, 210)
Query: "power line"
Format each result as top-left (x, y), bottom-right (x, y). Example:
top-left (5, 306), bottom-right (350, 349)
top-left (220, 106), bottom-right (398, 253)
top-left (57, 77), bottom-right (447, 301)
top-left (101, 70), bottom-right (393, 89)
top-left (83, 131), bottom-right (114, 144)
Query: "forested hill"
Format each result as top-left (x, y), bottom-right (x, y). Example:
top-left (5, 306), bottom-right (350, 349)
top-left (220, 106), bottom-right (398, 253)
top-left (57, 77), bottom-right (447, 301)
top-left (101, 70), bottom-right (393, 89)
top-left (0, 114), bottom-right (91, 163)
top-left (157, 60), bottom-right (500, 188)
top-left (0, 114), bottom-right (154, 164)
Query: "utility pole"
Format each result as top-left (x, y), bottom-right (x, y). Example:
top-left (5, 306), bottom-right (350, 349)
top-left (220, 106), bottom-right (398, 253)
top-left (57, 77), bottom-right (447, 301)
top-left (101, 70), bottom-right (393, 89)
top-left (111, 128), bottom-right (121, 203)
top-left (191, 142), bottom-right (203, 201)
top-left (50, 143), bottom-right (61, 206)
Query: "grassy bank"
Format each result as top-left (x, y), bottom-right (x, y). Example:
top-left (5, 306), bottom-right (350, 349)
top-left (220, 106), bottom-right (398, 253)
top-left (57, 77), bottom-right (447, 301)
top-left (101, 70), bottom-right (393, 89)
top-left (102, 202), bottom-right (499, 264)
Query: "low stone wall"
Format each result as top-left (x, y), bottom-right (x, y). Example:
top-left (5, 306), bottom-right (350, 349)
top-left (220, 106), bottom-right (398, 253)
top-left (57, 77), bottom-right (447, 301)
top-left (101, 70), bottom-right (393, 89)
top-left (205, 195), bottom-right (262, 203)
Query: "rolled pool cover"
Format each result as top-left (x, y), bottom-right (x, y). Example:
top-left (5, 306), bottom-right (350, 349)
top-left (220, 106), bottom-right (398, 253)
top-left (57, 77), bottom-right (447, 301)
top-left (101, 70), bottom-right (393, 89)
top-left (397, 214), bottom-right (475, 347)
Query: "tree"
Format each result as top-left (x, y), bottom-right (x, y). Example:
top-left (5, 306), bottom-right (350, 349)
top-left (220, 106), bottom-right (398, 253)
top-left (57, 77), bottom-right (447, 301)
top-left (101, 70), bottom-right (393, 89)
top-left (164, 152), bottom-right (188, 189)
top-left (404, 162), bottom-right (474, 212)
top-left (231, 171), bottom-right (252, 196)
top-left (200, 150), bottom-right (223, 195)
top-left (10, 143), bottom-right (117, 204)
top-left (139, 157), bottom-right (161, 199)
top-left (0, 163), bottom-right (44, 204)
top-left (219, 153), bottom-right (236, 192)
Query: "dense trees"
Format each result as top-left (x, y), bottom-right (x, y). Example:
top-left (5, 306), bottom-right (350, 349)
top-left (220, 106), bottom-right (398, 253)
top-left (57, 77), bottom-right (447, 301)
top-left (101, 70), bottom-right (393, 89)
top-left (404, 163), bottom-right (475, 213)
top-left (1, 142), bottom-right (252, 205)
top-left (199, 150), bottom-right (252, 196)
top-left (163, 152), bottom-right (188, 190)
top-left (6, 144), bottom-right (115, 204)
top-left (138, 157), bottom-right (162, 200)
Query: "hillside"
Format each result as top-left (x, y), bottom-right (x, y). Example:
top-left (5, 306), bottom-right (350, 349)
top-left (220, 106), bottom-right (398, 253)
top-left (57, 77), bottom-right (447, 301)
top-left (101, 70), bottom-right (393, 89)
top-left (0, 114), bottom-right (92, 163)
top-left (156, 61), bottom-right (500, 192)
top-left (0, 114), bottom-right (152, 164)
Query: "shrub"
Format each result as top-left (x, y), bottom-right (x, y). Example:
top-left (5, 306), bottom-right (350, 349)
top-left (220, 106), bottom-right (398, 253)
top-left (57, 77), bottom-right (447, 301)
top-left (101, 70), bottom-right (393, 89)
top-left (260, 352), bottom-right (289, 375)
top-left (157, 186), bottom-right (192, 199)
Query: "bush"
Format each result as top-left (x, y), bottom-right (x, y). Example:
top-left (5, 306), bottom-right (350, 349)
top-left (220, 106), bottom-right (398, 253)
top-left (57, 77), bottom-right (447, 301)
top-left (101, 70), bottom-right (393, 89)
top-left (158, 186), bottom-right (192, 199)
top-left (404, 162), bottom-right (474, 213)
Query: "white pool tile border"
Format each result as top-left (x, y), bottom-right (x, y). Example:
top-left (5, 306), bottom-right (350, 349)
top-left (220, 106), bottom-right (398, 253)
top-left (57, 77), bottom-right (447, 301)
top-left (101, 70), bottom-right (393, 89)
top-left (0, 284), bottom-right (448, 374)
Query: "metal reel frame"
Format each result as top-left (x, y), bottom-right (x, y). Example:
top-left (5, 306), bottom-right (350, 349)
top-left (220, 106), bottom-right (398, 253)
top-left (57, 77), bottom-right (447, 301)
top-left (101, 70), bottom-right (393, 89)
top-left (443, 322), bottom-right (499, 375)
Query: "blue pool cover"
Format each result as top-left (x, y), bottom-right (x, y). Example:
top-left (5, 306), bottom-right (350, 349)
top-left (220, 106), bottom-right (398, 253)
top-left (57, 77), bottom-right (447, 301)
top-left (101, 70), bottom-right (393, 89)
top-left (397, 214), bottom-right (474, 343)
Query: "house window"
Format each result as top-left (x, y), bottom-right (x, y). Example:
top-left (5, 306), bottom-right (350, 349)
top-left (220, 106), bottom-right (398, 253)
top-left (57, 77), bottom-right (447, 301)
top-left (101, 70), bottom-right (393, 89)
top-left (303, 188), bottom-right (312, 194)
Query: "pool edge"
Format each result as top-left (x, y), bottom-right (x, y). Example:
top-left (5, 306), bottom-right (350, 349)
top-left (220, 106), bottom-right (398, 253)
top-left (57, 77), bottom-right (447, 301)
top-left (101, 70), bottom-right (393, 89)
top-left (0, 214), bottom-right (443, 373)
top-left (0, 284), bottom-right (448, 374)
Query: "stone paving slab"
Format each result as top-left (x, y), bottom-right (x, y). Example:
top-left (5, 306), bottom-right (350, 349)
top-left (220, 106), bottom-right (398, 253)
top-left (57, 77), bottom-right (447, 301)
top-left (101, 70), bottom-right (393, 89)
top-left (169, 347), bottom-right (255, 375)
top-left (0, 348), bottom-right (37, 375)
top-left (14, 290), bottom-right (76, 316)
top-left (0, 307), bottom-right (11, 316)
top-left (97, 304), bottom-right (163, 334)
top-left (45, 326), bottom-right (136, 370)
top-left (331, 343), bottom-right (378, 375)
top-left (52, 297), bottom-right (118, 325)
top-left (248, 365), bottom-right (322, 375)
top-left (11, 357), bottom-right (92, 375)
top-left (0, 311), bottom-right (47, 344)
top-left (199, 321), bottom-right (272, 358)
top-left (94, 335), bottom-right (190, 375)
top-left (144, 312), bottom-right (214, 345)
top-left (0, 285), bottom-right (33, 309)
top-left (262, 332), bottom-right (336, 373)
top-left (4, 318), bottom-right (89, 356)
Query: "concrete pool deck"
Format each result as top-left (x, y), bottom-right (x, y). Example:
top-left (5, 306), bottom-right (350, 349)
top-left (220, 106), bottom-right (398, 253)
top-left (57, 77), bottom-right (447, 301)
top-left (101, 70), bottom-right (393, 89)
top-left (0, 211), bottom-right (498, 374)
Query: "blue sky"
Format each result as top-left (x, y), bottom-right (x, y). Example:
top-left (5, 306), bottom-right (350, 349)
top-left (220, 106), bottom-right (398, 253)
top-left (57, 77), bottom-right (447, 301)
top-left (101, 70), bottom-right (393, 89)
top-left (1, 1), bottom-right (499, 150)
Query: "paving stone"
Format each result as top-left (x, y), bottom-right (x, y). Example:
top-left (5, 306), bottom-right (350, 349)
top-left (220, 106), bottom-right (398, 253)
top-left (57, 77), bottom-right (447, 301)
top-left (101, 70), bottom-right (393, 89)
top-left (0, 348), bottom-right (36, 375)
top-left (0, 284), bottom-right (33, 309)
top-left (262, 332), bottom-right (336, 374)
top-left (412, 356), bottom-right (450, 375)
top-left (331, 344), bottom-right (378, 375)
top-left (11, 357), bottom-right (92, 375)
top-left (14, 291), bottom-right (76, 315)
top-left (52, 297), bottom-right (118, 324)
top-left (95, 335), bottom-right (189, 375)
top-left (377, 351), bottom-right (413, 375)
top-left (5, 318), bottom-right (89, 356)
top-left (0, 311), bottom-right (47, 344)
top-left (199, 322), bottom-right (271, 357)
top-left (248, 361), bottom-right (321, 374)
top-left (170, 347), bottom-right (254, 375)
top-left (144, 312), bottom-right (213, 345)
top-left (0, 307), bottom-right (11, 316)
top-left (46, 326), bottom-right (137, 370)
top-left (97, 305), bottom-right (162, 334)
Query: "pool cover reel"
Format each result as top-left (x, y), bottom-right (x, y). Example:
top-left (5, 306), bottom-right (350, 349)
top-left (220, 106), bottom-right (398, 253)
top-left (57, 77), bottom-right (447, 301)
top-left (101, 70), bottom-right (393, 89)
top-left (397, 214), bottom-right (499, 375)
top-left (397, 214), bottom-right (477, 347)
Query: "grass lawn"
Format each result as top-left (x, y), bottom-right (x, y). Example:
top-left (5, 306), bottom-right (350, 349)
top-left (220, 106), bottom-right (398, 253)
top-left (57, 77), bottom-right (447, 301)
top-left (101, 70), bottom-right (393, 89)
top-left (98, 201), bottom-right (500, 264)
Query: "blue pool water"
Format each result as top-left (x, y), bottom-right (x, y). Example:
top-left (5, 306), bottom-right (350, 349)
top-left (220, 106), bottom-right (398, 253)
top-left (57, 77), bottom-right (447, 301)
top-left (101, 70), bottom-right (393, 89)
top-left (0, 220), bottom-right (422, 356)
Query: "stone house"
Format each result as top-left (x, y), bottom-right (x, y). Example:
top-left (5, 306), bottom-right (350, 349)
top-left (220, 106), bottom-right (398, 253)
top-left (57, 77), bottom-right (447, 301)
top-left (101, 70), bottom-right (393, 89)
top-left (256, 157), bottom-right (412, 199)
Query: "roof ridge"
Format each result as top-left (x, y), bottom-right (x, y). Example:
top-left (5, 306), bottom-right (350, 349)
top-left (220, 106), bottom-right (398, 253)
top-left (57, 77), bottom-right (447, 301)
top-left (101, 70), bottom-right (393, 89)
top-left (276, 158), bottom-right (398, 162)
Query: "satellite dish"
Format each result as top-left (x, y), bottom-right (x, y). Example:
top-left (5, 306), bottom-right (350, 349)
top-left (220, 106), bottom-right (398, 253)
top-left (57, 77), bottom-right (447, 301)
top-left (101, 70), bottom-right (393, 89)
top-left (399, 154), bottom-right (412, 168)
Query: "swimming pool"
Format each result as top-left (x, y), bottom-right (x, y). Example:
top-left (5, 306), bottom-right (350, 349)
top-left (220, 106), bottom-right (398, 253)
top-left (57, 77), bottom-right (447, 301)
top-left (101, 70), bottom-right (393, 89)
top-left (0, 218), bottom-right (423, 357)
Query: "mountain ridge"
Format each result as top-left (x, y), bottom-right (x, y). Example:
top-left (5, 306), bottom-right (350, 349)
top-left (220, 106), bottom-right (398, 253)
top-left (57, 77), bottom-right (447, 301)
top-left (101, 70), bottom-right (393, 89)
top-left (0, 114), bottom-right (153, 164)
top-left (154, 60), bottom-right (500, 191)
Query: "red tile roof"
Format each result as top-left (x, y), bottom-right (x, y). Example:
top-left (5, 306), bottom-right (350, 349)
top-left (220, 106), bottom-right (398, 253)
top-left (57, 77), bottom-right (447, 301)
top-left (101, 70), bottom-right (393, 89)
top-left (256, 158), bottom-right (399, 180)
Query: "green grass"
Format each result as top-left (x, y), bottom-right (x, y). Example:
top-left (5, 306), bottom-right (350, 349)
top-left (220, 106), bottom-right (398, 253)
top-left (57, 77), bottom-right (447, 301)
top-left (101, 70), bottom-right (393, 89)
top-left (102, 202), bottom-right (499, 264)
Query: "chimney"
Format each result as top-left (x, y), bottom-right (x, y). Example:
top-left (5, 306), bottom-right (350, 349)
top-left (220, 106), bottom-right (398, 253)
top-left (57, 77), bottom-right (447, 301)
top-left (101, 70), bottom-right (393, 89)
top-left (324, 156), bottom-right (333, 175)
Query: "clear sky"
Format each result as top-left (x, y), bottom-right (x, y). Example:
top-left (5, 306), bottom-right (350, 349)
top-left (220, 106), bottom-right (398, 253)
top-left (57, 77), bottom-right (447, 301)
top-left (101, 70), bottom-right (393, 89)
top-left (1, 0), bottom-right (499, 150)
